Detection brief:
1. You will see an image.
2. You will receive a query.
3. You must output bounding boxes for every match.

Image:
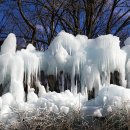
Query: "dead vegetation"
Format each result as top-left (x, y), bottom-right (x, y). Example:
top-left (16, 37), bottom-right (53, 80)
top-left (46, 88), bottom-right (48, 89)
top-left (0, 106), bottom-right (129, 130)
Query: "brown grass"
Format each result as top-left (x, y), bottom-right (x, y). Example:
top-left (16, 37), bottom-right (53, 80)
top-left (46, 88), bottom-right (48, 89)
top-left (0, 106), bottom-right (129, 130)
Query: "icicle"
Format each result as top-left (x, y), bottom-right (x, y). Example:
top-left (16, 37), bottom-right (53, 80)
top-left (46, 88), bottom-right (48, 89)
top-left (85, 87), bottom-right (88, 100)
top-left (61, 72), bottom-right (64, 92)
top-left (69, 47), bottom-right (71, 56)
top-left (36, 80), bottom-right (46, 97)
top-left (75, 78), bottom-right (78, 94)
top-left (71, 65), bottom-right (76, 94)
top-left (47, 83), bottom-right (49, 92)
top-left (55, 67), bottom-right (57, 79)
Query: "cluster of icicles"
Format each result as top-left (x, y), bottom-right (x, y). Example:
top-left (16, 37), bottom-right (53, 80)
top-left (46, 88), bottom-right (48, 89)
top-left (0, 31), bottom-right (130, 102)
top-left (1, 31), bottom-right (130, 123)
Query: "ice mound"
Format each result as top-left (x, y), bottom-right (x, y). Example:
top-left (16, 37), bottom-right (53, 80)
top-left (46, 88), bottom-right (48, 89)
top-left (82, 84), bottom-right (130, 117)
top-left (96, 84), bottom-right (130, 106)
top-left (124, 37), bottom-right (130, 46)
top-left (86, 35), bottom-right (126, 86)
top-left (1, 85), bottom-right (130, 124)
top-left (0, 32), bottom-right (129, 95)
top-left (1, 33), bottom-right (16, 54)
top-left (0, 89), bottom-right (87, 124)
top-left (48, 31), bottom-right (81, 55)
top-left (27, 88), bottom-right (38, 103)
top-left (1, 32), bottom-right (130, 125)
top-left (36, 81), bottom-right (46, 97)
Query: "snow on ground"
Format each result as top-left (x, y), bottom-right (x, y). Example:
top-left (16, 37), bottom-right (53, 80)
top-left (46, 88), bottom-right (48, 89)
top-left (1, 84), bottom-right (130, 125)
top-left (0, 31), bottom-right (130, 124)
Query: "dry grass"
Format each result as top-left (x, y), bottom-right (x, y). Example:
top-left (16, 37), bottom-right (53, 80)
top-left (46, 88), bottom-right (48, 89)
top-left (0, 106), bottom-right (129, 130)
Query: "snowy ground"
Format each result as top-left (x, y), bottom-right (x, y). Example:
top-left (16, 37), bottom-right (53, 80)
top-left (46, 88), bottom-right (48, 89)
top-left (1, 84), bottom-right (130, 127)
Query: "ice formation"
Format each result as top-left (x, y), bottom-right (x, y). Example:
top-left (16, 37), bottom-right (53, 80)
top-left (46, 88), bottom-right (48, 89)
top-left (1, 33), bottom-right (16, 54)
top-left (1, 31), bottom-right (130, 125)
top-left (36, 80), bottom-right (46, 97)
top-left (27, 88), bottom-right (38, 103)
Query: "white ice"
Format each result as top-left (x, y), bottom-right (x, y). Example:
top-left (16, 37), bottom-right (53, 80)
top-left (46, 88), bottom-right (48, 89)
top-left (0, 32), bottom-right (130, 126)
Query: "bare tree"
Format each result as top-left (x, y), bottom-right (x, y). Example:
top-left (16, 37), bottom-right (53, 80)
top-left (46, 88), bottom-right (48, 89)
top-left (0, 0), bottom-right (130, 47)
top-left (17, 0), bottom-right (36, 46)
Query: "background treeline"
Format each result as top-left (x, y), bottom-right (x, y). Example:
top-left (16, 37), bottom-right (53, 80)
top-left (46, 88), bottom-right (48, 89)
top-left (0, 0), bottom-right (130, 49)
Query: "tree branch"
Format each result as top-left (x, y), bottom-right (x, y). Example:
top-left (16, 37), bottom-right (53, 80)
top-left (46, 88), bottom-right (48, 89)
top-left (17, 0), bottom-right (36, 46)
